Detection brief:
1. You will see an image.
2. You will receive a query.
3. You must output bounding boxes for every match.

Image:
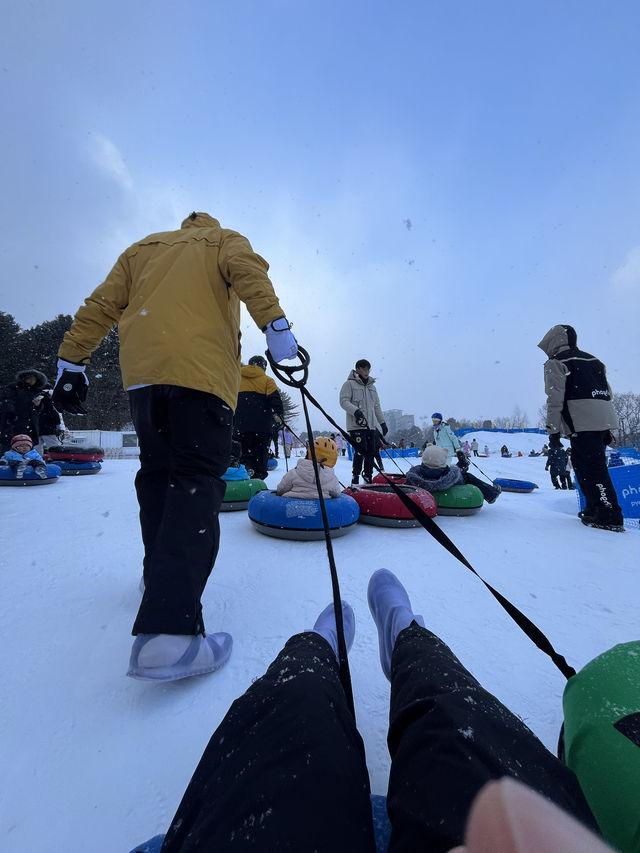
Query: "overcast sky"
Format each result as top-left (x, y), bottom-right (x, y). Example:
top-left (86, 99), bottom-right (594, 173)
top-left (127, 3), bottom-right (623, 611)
top-left (2, 1), bottom-right (639, 429)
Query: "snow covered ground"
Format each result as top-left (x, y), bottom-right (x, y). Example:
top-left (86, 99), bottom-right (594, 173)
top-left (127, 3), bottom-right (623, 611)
top-left (1, 430), bottom-right (637, 852)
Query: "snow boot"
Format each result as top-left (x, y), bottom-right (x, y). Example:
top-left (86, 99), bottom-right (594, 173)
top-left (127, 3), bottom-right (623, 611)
top-left (581, 514), bottom-right (625, 533)
top-left (367, 569), bottom-right (425, 680)
top-left (127, 632), bottom-right (233, 682)
top-left (312, 600), bottom-right (355, 660)
top-left (486, 484), bottom-right (502, 504)
top-left (351, 476), bottom-right (359, 486)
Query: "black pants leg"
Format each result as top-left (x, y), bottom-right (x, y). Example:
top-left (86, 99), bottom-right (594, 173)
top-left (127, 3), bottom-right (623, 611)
top-left (350, 429), bottom-right (376, 480)
top-left (129, 386), bottom-right (232, 636)
top-left (570, 431), bottom-right (622, 521)
top-left (239, 431), bottom-right (272, 480)
top-left (386, 624), bottom-right (597, 853)
top-left (161, 633), bottom-right (375, 853)
top-left (462, 471), bottom-right (500, 501)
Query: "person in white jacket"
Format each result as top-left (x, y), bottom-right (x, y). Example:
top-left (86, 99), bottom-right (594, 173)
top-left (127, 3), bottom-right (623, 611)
top-left (276, 438), bottom-right (341, 500)
top-left (339, 359), bottom-right (387, 485)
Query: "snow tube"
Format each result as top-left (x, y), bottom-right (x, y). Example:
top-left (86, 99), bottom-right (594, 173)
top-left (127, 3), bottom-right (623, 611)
top-left (56, 460), bottom-right (102, 476)
top-left (221, 477), bottom-right (268, 511)
top-left (492, 477), bottom-right (538, 493)
top-left (222, 465), bottom-right (250, 481)
top-left (267, 456), bottom-right (278, 470)
top-left (562, 641), bottom-right (640, 853)
top-left (372, 472), bottom-right (406, 485)
top-left (0, 463), bottom-right (61, 486)
top-left (129, 793), bottom-right (392, 853)
top-left (434, 484), bottom-right (484, 516)
top-left (343, 483), bottom-right (437, 527)
top-left (248, 490), bottom-right (359, 540)
top-left (46, 444), bottom-right (104, 463)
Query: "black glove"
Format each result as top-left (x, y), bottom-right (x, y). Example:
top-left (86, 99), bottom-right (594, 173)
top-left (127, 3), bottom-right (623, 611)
top-left (549, 433), bottom-right (561, 448)
top-left (53, 370), bottom-right (88, 416)
top-left (380, 422), bottom-right (388, 436)
top-left (603, 430), bottom-right (615, 446)
top-left (456, 450), bottom-right (469, 470)
top-left (353, 409), bottom-right (367, 427)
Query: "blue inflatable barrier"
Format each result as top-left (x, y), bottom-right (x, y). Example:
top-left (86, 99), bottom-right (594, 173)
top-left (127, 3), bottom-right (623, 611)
top-left (129, 794), bottom-right (391, 853)
top-left (0, 463), bottom-right (61, 486)
top-left (493, 477), bottom-right (538, 494)
top-left (248, 490), bottom-right (359, 540)
top-left (576, 462), bottom-right (640, 519)
top-left (56, 460), bottom-right (102, 476)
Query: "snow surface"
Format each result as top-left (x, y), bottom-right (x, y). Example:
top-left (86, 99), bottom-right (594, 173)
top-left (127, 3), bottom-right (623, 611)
top-left (1, 430), bottom-right (637, 852)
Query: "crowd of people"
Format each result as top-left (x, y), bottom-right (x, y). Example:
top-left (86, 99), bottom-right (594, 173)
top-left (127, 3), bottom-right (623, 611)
top-left (2, 212), bottom-right (628, 852)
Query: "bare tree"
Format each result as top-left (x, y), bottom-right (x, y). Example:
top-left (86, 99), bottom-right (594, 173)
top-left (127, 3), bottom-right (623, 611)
top-left (612, 392), bottom-right (640, 445)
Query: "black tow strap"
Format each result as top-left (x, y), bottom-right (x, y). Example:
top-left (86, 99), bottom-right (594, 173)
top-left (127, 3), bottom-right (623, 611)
top-left (268, 348), bottom-right (355, 716)
top-left (268, 348), bottom-right (576, 683)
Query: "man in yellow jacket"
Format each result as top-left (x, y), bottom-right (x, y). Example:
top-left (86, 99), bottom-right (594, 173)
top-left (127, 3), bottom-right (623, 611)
top-left (53, 212), bottom-right (297, 683)
top-left (234, 355), bottom-right (284, 480)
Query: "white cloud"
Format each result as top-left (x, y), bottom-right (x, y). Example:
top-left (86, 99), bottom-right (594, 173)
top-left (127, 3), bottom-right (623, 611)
top-left (612, 246), bottom-right (640, 292)
top-left (89, 133), bottom-right (133, 192)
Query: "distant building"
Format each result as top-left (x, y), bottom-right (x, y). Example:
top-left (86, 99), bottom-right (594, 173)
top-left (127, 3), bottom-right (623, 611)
top-left (383, 410), bottom-right (415, 435)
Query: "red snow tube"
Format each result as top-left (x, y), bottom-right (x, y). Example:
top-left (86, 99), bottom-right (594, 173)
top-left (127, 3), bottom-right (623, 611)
top-left (343, 483), bottom-right (437, 527)
top-left (372, 472), bottom-right (406, 485)
top-left (46, 444), bottom-right (105, 463)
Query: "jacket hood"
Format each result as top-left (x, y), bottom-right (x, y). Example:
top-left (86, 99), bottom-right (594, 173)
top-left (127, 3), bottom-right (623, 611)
top-left (538, 325), bottom-right (577, 357)
top-left (16, 368), bottom-right (48, 389)
top-left (241, 365), bottom-right (266, 379)
top-left (180, 212), bottom-right (221, 230)
top-left (346, 369), bottom-right (376, 384)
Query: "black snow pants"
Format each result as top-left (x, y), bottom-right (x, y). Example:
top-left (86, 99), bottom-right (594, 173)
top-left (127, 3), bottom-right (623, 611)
top-left (461, 470), bottom-right (501, 502)
top-left (570, 430), bottom-right (622, 522)
top-left (350, 428), bottom-right (377, 482)
top-left (160, 626), bottom-right (596, 853)
top-left (236, 430), bottom-right (272, 480)
top-left (129, 386), bottom-right (233, 636)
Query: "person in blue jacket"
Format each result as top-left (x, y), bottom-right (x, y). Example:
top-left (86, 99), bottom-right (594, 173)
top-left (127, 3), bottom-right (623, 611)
top-left (2, 434), bottom-right (48, 479)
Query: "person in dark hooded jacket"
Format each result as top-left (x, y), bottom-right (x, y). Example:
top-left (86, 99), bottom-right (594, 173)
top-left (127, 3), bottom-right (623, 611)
top-left (0, 368), bottom-right (49, 452)
top-left (538, 325), bottom-right (623, 532)
top-left (405, 445), bottom-right (501, 503)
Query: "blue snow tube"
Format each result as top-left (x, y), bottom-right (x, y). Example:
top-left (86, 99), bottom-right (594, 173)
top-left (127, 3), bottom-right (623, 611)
top-left (222, 465), bottom-right (250, 481)
top-left (129, 794), bottom-right (391, 853)
top-left (267, 456), bottom-right (278, 470)
top-left (56, 460), bottom-right (102, 476)
top-left (248, 490), bottom-right (359, 540)
top-left (493, 477), bottom-right (538, 493)
top-left (0, 463), bottom-right (61, 485)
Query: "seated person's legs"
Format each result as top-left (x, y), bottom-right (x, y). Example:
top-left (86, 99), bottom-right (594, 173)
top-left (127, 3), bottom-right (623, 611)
top-left (161, 603), bottom-right (375, 853)
top-left (367, 570), bottom-right (598, 853)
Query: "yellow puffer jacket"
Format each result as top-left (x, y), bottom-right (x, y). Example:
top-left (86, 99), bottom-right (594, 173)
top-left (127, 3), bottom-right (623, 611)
top-left (58, 213), bottom-right (285, 411)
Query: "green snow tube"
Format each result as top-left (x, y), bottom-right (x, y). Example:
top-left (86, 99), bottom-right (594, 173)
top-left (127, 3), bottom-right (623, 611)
top-left (562, 641), bottom-right (640, 852)
top-left (434, 484), bottom-right (484, 516)
top-left (221, 478), bottom-right (268, 511)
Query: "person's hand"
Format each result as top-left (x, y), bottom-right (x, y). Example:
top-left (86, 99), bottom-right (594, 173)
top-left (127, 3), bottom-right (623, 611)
top-left (549, 433), bottom-right (562, 448)
top-left (354, 409), bottom-right (367, 427)
top-left (264, 317), bottom-right (298, 362)
top-left (447, 777), bottom-right (612, 853)
top-left (603, 430), bottom-right (615, 446)
top-left (53, 359), bottom-right (88, 415)
top-left (380, 422), bottom-right (389, 436)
